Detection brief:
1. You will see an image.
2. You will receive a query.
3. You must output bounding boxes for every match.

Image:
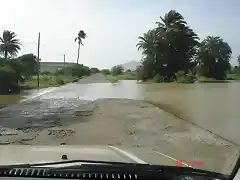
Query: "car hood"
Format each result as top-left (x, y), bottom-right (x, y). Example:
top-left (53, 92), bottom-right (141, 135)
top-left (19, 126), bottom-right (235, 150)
top-left (0, 145), bottom-right (181, 167)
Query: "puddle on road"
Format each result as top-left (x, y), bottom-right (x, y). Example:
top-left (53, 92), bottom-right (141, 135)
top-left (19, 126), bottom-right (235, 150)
top-left (0, 98), bottom-right (93, 129)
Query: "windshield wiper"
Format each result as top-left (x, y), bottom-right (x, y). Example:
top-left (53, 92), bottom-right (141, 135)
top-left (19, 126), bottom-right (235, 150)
top-left (46, 163), bottom-right (229, 180)
top-left (0, 159), bottom-right (142, 168)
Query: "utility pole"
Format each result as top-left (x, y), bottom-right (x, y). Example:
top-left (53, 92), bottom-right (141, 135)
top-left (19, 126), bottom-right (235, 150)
top-left (64, 54), bottom-right (66, 68)
top-left (37, 32), bottom-right (40, 89)
top-left (63, 54), bottom-right (66, 75)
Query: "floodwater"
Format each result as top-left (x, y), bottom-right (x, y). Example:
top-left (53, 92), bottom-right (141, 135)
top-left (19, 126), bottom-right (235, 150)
top-left (0, 80), bottom-right (239, 145)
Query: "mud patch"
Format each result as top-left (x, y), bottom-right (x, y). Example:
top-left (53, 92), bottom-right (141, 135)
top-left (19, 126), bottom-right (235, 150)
top-left (48, 128), bottom-right (75, 138)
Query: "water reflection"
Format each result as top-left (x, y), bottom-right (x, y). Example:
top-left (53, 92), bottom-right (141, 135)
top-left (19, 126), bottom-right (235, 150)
top-left (40, 81), bottom-right (144, 100)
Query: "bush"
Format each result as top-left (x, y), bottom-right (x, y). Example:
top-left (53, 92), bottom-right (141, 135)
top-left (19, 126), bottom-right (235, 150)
top-left (101, 69), bottom-right (110, 75)
top-left (42, 75), bottom-right (51, 81)
top-left (71, 64), bottom-right (91, 77)
top-left (90, 67), bottom-right (100, 74)
top-left (0, 66), bottom-right (20, 94)
top-left (175, 71), bottom-right (197, 83)
top-left (56, 78), bottom-right (65, 85)
top-left (152, 74), bottom-right (165, 83)
top-left (41, 71), bottom-right (51, 75)
top-left (54, 64), bottom-right (91, 78)
top-left (55, 68), bottom-right (65, 75)
top-left (111, 65), bottom-right (123, 76)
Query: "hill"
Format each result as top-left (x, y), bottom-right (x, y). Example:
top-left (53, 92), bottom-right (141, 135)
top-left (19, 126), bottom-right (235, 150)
top-left (120, 60), bottom-right (140, 71)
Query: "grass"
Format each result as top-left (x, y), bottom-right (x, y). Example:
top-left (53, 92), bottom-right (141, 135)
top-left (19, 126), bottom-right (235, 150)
top-left (105, 75), bottom-right (119, 83)
top-left (142, 80), bottom-right (178, 84)
top-left (22, 75), bottom-right (77, 89)
top-left (227, 73), bottom-right (240, 80)
top-left (104, 72), bottom-right (137, 83)
top-left (197, 76), bottom-right (216, 81)
top-left (0, 94), bottom-right (24, 107)
top-left (40, 62), bottom-right (76, 72)
top-left (141, 75), bottom-right (238, 84)
top-left (197, 76), bottom-right (235, 83)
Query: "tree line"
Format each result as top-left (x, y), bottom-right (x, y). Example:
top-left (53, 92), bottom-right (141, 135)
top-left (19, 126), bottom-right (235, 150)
top-left (136, 10), bottom-right (240, 83)
top-left (0, 29), bottom-right (90, 94)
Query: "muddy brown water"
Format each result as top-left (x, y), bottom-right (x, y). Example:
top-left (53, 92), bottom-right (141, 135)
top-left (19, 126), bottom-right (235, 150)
top-left (0, 80), bottom-right (239, 146)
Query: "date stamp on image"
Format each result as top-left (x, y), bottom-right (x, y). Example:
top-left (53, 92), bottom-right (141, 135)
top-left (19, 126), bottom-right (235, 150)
top-left (175, 160), bottom-right (203, 168)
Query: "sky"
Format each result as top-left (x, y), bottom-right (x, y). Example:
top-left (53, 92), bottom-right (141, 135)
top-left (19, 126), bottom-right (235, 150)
top-left (0, 0), bottom-right (240, 69)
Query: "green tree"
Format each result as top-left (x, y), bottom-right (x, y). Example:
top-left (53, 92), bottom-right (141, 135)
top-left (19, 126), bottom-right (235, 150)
top-left (0, 30), bottom-right (21, 59)
top-left (56, 64), bottom-right (91, 78)
top-left (197, 36), bottom-right (232, 80)
top-left (237, 54), bottom-right (240, 67)
top-left (0, 53), bottom-right (38, 94)
top-left (101, 69), bottom-right (110, 75)
top-left (136, 30), bottom-right (158, 80)
top-left (136, 29), bottom-right (158, 56)
top-left (111, 65), bottom-right (123, 76)
top-left (75, 30), bottom-right (87, 64)
top-left (90, 67), bottom-right (100, 74)
top-left (136, 10), bottom-right (199, 82)
top-left (71, 64), bottom-right (90, 77)
top-left (16, 54), bottom-right (38, 80)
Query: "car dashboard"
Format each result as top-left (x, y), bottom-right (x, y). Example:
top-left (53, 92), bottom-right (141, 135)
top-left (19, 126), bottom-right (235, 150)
top-left (0, 167), bottom-right (225, 180)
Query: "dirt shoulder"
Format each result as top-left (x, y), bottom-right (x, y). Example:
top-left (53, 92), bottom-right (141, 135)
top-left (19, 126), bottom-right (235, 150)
top-left (20, 98), bottom-right (239, 174)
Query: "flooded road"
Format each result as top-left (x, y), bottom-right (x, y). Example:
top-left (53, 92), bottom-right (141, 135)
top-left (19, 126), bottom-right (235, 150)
top-left (0, 76), bottom-right (239, 145)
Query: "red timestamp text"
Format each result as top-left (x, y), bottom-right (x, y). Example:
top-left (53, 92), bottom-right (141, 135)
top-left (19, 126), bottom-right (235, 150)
top-left (175, 160), bottom-right (203, 168)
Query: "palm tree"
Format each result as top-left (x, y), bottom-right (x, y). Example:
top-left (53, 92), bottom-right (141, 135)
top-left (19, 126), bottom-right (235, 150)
top-left (75, 30), bottom-right (87, 64)
top-left (0, 30), bottom-right (21, 59)
top-left (197, 36), bottom-right (232, 79)
top-left (137, 10), bottom-right (199, 81)
top-left (136, 29), bottom-right (159, 78)
top-left (136, 29), bottom-right (158, 55)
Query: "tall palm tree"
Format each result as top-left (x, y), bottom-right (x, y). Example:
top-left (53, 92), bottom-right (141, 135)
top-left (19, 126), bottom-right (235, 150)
top-left (197, 36), bottom-right (232, 79)
top-left (75, 30), bottom-right (87, 64)
top-left (0, 30), bottom-right (21, 59)
top-left (155, 10), bottom-right (199, 74)
top-left (136, 29), bottom-right (158, 55)
top-left (136, 10), bottom-right (199, 81)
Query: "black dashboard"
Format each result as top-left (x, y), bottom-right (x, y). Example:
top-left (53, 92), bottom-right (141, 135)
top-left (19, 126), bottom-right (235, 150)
top-left (0, 167), bottom-right (226, 180)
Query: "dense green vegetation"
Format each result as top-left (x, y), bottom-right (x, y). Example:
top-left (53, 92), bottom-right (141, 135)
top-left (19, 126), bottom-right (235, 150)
top-left (22, 75), bottom-right (76, 89)
top-left (102, 65), bottom-right (137, 83)
top-left (0, 30), bottom-right (93, 94)
top-left (136, 10), bottom-right (240, 83)
top-left (230, 56), bottom-right (240, 80)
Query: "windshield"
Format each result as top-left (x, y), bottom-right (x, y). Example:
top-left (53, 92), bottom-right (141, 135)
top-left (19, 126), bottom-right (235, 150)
top-left (0, 0), bottom-right (239, 178)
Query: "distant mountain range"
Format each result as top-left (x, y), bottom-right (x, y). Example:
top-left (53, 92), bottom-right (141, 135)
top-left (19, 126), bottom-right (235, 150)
top-left (120, 60), bottom-right (141, 71)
